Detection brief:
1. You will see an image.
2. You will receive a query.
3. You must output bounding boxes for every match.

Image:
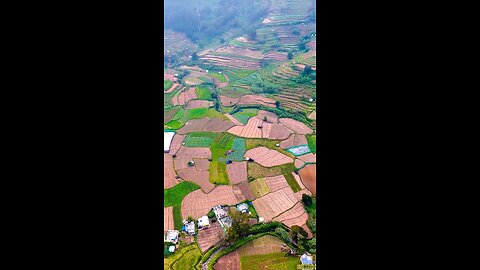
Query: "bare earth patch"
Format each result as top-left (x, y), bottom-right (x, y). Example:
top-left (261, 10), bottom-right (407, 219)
top-left (220, 95), bottom-right (239, 106)
top-left (167, 134), bottom-right (185, 156)
top-left (244, 147), bottom-right (294, 167)
top-left (226, 162), bottom-right (248, 185)
top-left (308, 110), bottom-right (316, 120)
top-left (227, 117), bottom-right (292, 140)
top-left (193, 158), bottom-right (210, 171)
top-left (186, 99), bottom-right (210, 109)
top-left (173, 87), bottom-right (197, 106)
top-left (280, 134), bottom-right (308, 149)
top-left (252, 187), bottom-right (298, 221)
top-left (279, 118), bottom-right (313, 135)
top-left (255, 110), bottom-right (279, 123)
top-left (177, 118), bottom-right (235, 134)
top-left (295, 159), bottom-right (306, 168)
top-left (214, 250), bottom-right (240, 270)
top-left (176, 167), bottom-right (214, 193)
top-left (164, 83), bottom-right (179, 93)
top-left (197, 220), bottom-right (223, 253)
top-left (263, 175), bottom-right (289, 192)
top-left (237, 95), bottom-right (276, 108)
top-left (164, 206), bottom-right (174, 231)
top-left (237, 235), bottom-right (284, 256)
top-left (181, 186), bottom-right (241, 219)
top-left (234, 182), bottom-right (255, 201)
top-left (164, 153), bottom-right (179, 189)
top-left (298, 153), bottom-right (316, 163)
top-left (299, 164), bottom-right (316, 195)
top-left (224, 114), bottom-right (244, 126)
top-left (272, 202), bottom-right (308, 228)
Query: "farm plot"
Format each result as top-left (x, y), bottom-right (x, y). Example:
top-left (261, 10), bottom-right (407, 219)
top-left (233, 182), bottom-right (255, 201)
top-left (177, 167), bottom-right (214, 193)
top-left (164, 243), bottom-right (202, 270)
top-left (172, 87), bottom-right (197, 106)
top-left (294, 159), bottom-right (305, 169)
top-left (183, 132), bottom-right (217, 147)
top-left (252, 186), bottom-right (298, 221)
top-left (186, 100), bottom-right (210, 109)
top-left (164, 153), bottom-right (179, 188)
top-left (308, 110), bottom-right (316, 120)
top-left (249, 178), bottom-right (270, 198)
top-left (291, 172), bottom-right (305, 190)
top-left (244, 147), bottom-right (293, 167)
top-left (306, 134), bottom-right (316, 154)
top-left (195, 86), bottom-right (212, 100)
top-left (174, 147), bottom-right (211, 171)
top-left (164, 206), bottom-right (174, 231)
top-left (226, 138), bottom-right (246, 161)
top-left (297, 153), bottom-right (316, 163)
top-left (272, 202), bottom-right (308, 229)
top-left (239, 252), bottom-right (299, 270)
top-left (287, 145), bottom-right (311, 156)
top-left (279, 118), bottom-right (313, 135)
top-left (167, 134), bottom-right (185, 155)
top-left (177, 118), bottom-right (236, 134)
top-left (293, 188), bottom-right (312, 201)
top-left (226, 162), bottom-right (248, 185)
top-left (214, 250), bottom-right (240, 270)
top-left (164, 82), bottom-right (179, 93)
top-left (255, 110), bottom-right (279, 123)
top-left (197, 220), bottom-right (224, 253)
top-left (181, 185), bottom-right (242, 219)
top-left (164, 107), bottom-right (181, 124)
top-left (228, 117), bottom-right (293, 140)
top-left (231, 108), bottom-right (259, 125)
top-left (238, 235), bottom-right (285, 257)
top-left (280, 134), bottom-right (308, 149)
top-left (299, 164), bottom-right (316, 195)
top-left (237, 95), bottom-right (277, 108)
top-left (224, 114), bottom-right (244, 126)
top-left (263, 175), bottom-right (289, 192)
top-left (220, 95), bottom-right (239, 106)
top-left (209, 133), bottom-right (236, 185)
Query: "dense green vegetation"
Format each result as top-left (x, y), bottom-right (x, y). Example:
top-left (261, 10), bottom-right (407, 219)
top-left (307, 134), bottom-right (316, 154)
top-left (164, 181), bottom-right (200, 207)
top-left (195, 86), bottom-right (212, 100)
top-left (209, 133), bottom-right (236, 185)
top-left (164, 243), bottom-right (202, 270)
top-left (183, 132), bottom-right (217, 147)
top-left (164, 80), bottom-right (174, 91)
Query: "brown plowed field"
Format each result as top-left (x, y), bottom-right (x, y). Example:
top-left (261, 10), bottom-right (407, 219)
top-left (216, 46), bottom-right (264, 59)
top-left (263, 175), bottom-right (289, 192)
top-left (255, 110), bottom-right (279, 123)
top-left (308, 110), bottom-right (316, 120)
top-left (220, 95), bottom-right (239, 106)
top-left (214, 250), bottom-right (240, 270)
top-left (244, 147), bottom-right (294, 167)
top-left (193, 158), bottom-right (210, 171)
top-left (164, 154), bottom-right (179, 189)
top-left (181, 186), bottom-right (241, 219)
top-left (264, 51), bottom-right (288, 61)
top-left (186, 99), bottom-right (210, 109)
top-left (299, 164), bottom-right (316, 195)
top-left (227, 117), bottom-right (292, 140)
top-left (167, 134), bottom-right (185, 156)
top-left (298, 153), bottom-right (316, 163)
top-left (294, 159), bottom-right (305, 169)
top-left (197, 220), bottom-right (224, 253)
top-left (273, 202), bottom-right (308, 228)
top-left (164, 206), bottom-right (174, 232)
top-left (224, 114), bottom-right (244, 126)
top-left (172, 87), bottom-right (197, 106)
top-left (252, 187), bottom-right (298, 221)
top-left (177, 167), bottom-right (214, 193)
top-left (234, 182), bottom-right (255, 201)
top-left (227, 162), bottom-right (248, 185)
top-left (279, 118), bottom-right (313, 134)
top-left (232, 184), bottom-right (247, 202)
top-left (177, 118), bottom-right (236, 134)
top-left (280, 134), bottom-right (308, 149)
top-left (176, 147), bottom-right (212, 160)
top-left (164, 74), bottom-right (176, 82)
top-left (238, 235), bottom-right (284, 256)
top-left (292, 173), bottom-right (305, 190)
top-left (237, 95), bottom-right (276, 108)
top-left (164, 83), bottom-right (179, 93)
top-left (294, 188), bottom-right (312, 201)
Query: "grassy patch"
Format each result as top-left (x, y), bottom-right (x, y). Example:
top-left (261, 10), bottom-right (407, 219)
top-left (209, 133), bottom-right (236, 185)
top-left (307, 134), bottom-right (316, 154)
top-left (283, 173), bottom-right (301, 192)
top-left (164, 107), bottom-right (180, 124)
top-left (164, 181), bottom-right (200, 207)
top-left (206, 108), bottom-right (229, 120)
top-left (210, 72), bottom-right (227, 82)
top-left (240, 252), bottom-right (299, 270)
top-left (164, 243), bottom-right (202, 270)
top-left (187, 108), bottom-right (209, 119)
top-left (245, 138), bottom-right (295, 159)
top-left (183, 132), bottom-right (217, 147)
top-left (231, 108), bottom-right (259, 124)
top-left (196, 86), bottom-right (212, 100)
top-left (247, 162), bottom-right (296, 179)
top-left (173, 205), bottom-right (183, 231)
top-left (165, 119), bottom-right (185, 130)
top-left (249, 178), bottom-right (270, 198)
top-left (164, 80), bottom-right (174, 91)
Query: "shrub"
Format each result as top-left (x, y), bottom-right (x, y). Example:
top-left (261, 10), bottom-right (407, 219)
top-left (207, 210), bottom-right (215, 219)
top-left (275, 227), bottom-right (290, 243)
top-left (302, 194), bottom-right (313, 207)
top-left (250, 221), bottom-right (282, 234)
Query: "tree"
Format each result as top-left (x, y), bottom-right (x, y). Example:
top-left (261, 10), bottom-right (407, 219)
top-left (302, 65), bottom-right (313, 76)
top-left (287, 52), bottom-right (293, 60)
top-left (301, 194), bottom-right (313, 207)
top-left (275, 227), bottom-right (290, 243)
top-left (226, 209), bottom-right (251, 244)
top-left (307, 238), bottom-right (316, 253)
top-left (289, 225), bottom-right (308, 245)
top-left (275, 100), bottom-right (281, 108)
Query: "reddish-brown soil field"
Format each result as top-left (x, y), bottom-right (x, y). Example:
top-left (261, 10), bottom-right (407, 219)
top-left (164, 83), bottom-right (179, 93)
top-left (175, 147), bottom-right (212, 161)
top-left (280, 134), bottom-right (308, 149)
top-left (172, 87), bottom-right (197, 106)
top-left (164, 206), bottom-right (174, 231)
top-left (224, 114), bottom-right (244, 126)
top-left (232, 184), bottom-right (247, 202)
top-left (233, 182), bottom-right (255, 201)
top-left (294, 188), bottom-right (312, 201)
top-left (228, 117), bottom-right (292, 140)
top-left (214, 250), bottom-right (240, 270)
top-left (177, 118), bottom-right (236, 134)
top-left (308, 110), bottom-right (316, 120)
top-left (193, 158), bottom-right (210, 171)
top-left (164, 154), bottom-right (179, 189)
top-left (164, 74), bottom-right (176, 82)
top-left (167, 134), bottom-right (185, 155)
top-left (298, 153), bottom-right (316, 163)
top-left (263, 175), bottom-right (289, 192)
top-left (220, 95), bottom-right (239, 106)
top-left (181, 186), bottom-right (241, 219)
top-left (237, 235), bottom-right (284, 256)
top-left (197, 220), bottom-right (224, 253)
top-left (279, 118), bottom-right (313, 135)
top-left (186, 99), bottom-right (210, 109)
top-left (237, 95), bottom-right (276, 108)
top-left (299, 164), bottom-right (316, 195)
top-left (252, 187), bottom-right (298, 221)
top-left (272, 202), bottom-right (308, 228)
top-left (294, 159), bottom-right (305, 169)
top-left (255, 110), bottom-right (279, 123)
top-left (244, 147), bottom-right (294, 167)
top-left (176, 167), bottom-right (214, 193)
top-left (227, 162), bottom-right (248, 185)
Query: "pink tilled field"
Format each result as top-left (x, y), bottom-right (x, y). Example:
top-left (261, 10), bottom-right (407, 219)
top-left (252, 186), bottom-right (298, 221)
top-left (244, 147), bottom-right (293, 167)
top-left (279, 118), bottom-right (313, 135)
top-left (181, 186), bottom-right (242, 219)
top-left (272, 202), bottom-right (308, 228)
top-left (227, 117), bottom-right (292, 140)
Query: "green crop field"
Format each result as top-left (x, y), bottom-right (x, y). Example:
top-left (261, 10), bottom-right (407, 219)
top-left (307, 134), bottom-right (316, 154)
top-left (187, 108), bottom-right (209, 119)
top-left (164, 181), bottom-right (200, 207)
top-left (249, 178), bottom-right (270, 198)
top-left (231, 108), bottom-right (259, 124)
top-left (227, 138), bottom-right (246, 161)
top-left (164, 80), bottom-right (174, 91)
top-left (209, 72), bottom-right (227, 82)
top-left (209, 133), bottom-right (236, 185)
top-left (240, 252), bottom-right (299, 270)
top-left (183, 132), bottom-right (217, 147)
top-left (195, 86), bottom-right (212, 100)
top-left (164, 243), bottom-right (202, 270)
top-left (283, 172), bottom-right (301, 192)
top-left (245, 139), bottom-right (295, 159)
